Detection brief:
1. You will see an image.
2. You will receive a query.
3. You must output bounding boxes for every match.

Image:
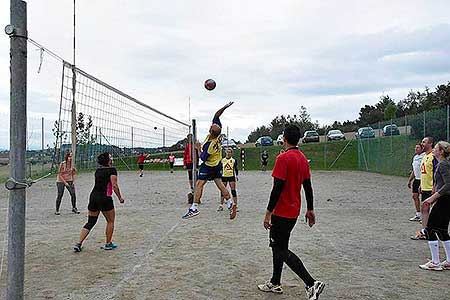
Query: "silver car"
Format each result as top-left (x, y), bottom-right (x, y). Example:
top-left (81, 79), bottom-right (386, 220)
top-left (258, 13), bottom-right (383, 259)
top-left (326, 129), bottom-right (345, 141)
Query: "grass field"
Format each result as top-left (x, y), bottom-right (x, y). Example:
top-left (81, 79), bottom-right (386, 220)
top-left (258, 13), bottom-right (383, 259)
top-left (0, 170), bottom-right (448, 299)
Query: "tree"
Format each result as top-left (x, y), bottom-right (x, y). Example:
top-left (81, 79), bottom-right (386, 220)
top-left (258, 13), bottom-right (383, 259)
top-left (384, 103), bottom-right (397, 120)
top-left (358, 105), bottom-right (383, 126)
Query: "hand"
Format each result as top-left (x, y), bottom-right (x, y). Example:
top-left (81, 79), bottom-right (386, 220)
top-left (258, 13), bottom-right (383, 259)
top-left (263, 211), bottom-right (272, 230)
top-left (119, 197), bottom-right (125, 204)
top-left (183, 166), bottom-right (186, 169)
top-left (236, 177), bottom-right (239, 182)
top-left (195, 141), bottom-right (201, 151)
top-left (305, 210), bottom-right (316, 227)
top-left (224, 101), bottom-right (234, 109)
top-left (407, 181), bottom-right (412, 189)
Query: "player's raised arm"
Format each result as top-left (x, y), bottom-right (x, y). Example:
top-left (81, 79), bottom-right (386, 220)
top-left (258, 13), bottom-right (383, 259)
top-left (213, 101), bottom-right (234, 120)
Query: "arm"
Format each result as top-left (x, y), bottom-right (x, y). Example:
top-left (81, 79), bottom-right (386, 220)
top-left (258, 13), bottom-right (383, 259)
top-left (57, 163), bottom-right (69, 186)
top-left (407, 171), bottom-right (414, 188)
top-left (213, 101), bottom-right (234, 120)
top-left (234, 160), bottom-right (239, 177)
top-left (436, 163), bottom-right (450, 196)
top-left (303, 178), bottom-right (316, 227)
top-left (110, 175), bottom-right (125, 203)
top-left (264, 177), bottom-right (285, 229)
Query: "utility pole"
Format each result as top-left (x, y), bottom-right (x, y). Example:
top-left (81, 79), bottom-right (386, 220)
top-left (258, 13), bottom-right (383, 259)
top-left (41, 117), bottom-right (44, 151)
top-left (7, 0), bottom-right (27, 298)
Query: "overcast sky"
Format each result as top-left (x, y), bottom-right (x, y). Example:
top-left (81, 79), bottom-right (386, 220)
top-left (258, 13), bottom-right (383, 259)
top-left (1, 0), bottom-right (450, 149)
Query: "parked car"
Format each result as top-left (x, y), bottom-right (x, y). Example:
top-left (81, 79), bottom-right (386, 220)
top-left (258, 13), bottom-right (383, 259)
top-left (302, 130), bottom-right (320, 143)
top-left (222, 139), bottom-right (237, 148)
top-left (326, 129), bottom-right (346, 141)
top-left (382, 124), bottom-right (400, 136)
top-left (276, 134), bottom-right (284, 145)
top-left (255, 136), bottom-right (274, 147)
top-left (356, 127), bottom-right (375, 139)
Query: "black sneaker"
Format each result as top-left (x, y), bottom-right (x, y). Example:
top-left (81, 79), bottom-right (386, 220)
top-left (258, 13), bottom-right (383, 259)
top-left (73, 243), bottom-right (82, 252)
top-left (72, 208), bottom-right (80, 214)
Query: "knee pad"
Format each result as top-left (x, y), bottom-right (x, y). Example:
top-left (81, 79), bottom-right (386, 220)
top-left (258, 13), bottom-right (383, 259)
top-left (231, 190), bottom-right (237, 197)
top-left (83, 215), bottom-right (98, 231)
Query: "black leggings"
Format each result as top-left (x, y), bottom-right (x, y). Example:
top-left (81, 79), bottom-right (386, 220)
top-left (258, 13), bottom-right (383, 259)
top-left (269, 215), bottom-right (315, 287)
top-left (426, 195), bottom-right (450, 241)
top-left (56, 181), bottom-right (76, 211)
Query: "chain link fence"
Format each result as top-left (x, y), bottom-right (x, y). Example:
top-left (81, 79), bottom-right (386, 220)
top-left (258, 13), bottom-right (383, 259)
top-left (357, 106), bottom-right (450, 176)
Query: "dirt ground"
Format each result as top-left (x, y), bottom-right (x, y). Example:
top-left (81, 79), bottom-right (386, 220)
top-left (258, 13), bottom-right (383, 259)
top-left (0, 170), bottom-right (449, 299)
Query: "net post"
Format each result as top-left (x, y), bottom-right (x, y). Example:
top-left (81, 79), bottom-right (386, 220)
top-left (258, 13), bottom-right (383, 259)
top-left (192, 119), bottom-right (198, 200)
top-left (8, 1), bottom-right (27, 298)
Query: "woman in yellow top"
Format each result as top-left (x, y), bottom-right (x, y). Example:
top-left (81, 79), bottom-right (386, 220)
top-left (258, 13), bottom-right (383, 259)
top-left (218, 148), bottom-right (239, 211)
top-left (56, 151), bottom-right (79, 215)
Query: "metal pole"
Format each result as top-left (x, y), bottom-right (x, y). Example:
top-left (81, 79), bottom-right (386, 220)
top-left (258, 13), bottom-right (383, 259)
top-left (447, 105), bottom-right (449, 141)
top-left (163, 127), bottom-right (165, 148)
top-left (192, 119), bottom-right (198, 199)
top-left (41, 117), bottom-right (44, 151)
top-left (131, 126), bottom-right (134, 154)
top-left (8, 1), bottom-right (27, 299)
top-left (227, 126), bottom-right (229, 148)
top-left (423, 111), bottom-right (426, 137)
top-left (71, 0), bottom-right (77, 167)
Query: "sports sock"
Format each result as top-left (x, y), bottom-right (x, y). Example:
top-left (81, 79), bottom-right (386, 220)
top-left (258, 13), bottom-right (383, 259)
top-left (416, 212), bottom-right (422, 217)
top-left (226, 199), bottom-right (233, 209)
top-left (190, 203), bottom-right (198, 210)
top-left (428, 240), bottom-right (440, 264)
top-left (442, 240), bottom-right (450, 262)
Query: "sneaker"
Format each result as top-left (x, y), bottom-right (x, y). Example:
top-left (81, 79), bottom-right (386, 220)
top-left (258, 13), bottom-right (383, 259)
top-left (419, 261), bottom-right (443, 271)
top-left (305, 281), bottom-right (325, 300)
top-left (55, 211), bottom-right (60, 215)
top-left (411, 230), bottom-right (427, 240)
top-left (257, 281), bottom-right (283, 294)
top-left (73, 243), bottom-right (82, 252)
top-left (182, 208), bottom-right (199, 219)
top-left (217, 205), bottom-right (224, 211)
top-left (409, 215), bottom-right (421, 222)
top-left (72, 208), bottom-right (81, 214)
top-left (101, 242), bottom-right (118, 250)
top-left (440, 261), bottom-right (450, 270)
top-left (140, 174), bottom-right (143, 177)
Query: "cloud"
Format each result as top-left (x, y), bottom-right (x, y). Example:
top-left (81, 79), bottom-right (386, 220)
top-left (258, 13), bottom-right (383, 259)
top-left (1, 0), bottom-right (450, 145)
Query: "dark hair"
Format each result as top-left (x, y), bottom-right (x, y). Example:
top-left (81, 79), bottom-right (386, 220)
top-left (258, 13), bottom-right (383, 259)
top-left (283, 125), bottom-right (301, 145)
top-left (64, 150), bottom-right (71, 162)
top-left (97, 152), bottom-right (111, 167)
top-left (424, 136), bottom-right (434, 146)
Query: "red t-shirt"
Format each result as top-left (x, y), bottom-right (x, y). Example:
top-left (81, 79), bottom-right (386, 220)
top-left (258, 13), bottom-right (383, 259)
top-left (271, 148), bottom-right (311, 219)
top-left (137, 154), bottom-right (145, 164)
top-left (183, 144), bottom-right (193, 166)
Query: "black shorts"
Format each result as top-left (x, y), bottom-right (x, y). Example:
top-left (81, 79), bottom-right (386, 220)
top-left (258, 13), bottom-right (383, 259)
top-left (198, 163), bottom-right (222, 181)
top-left (412, 179), bottom-right (420, 194)
top-left (170, 162), bottom-right (174, 168)
top-left (269, 215), bottom-right (297, 250)
top-left (262, 160), bottom-right (268, 166)
top-left (138, 164), bottom-right (144, 170)
top-left (222, 176), bottom-right (236, 183)
top-left (421, 190), bottom-right (432, 202)
top-left (427, 195), bottom-right (450, 234)
top-left (88, 193), bottom-right (114, 212)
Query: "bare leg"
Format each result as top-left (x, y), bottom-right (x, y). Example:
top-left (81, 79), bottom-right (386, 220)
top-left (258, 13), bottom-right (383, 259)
top-left (78, 210), bottom-right (100, 244)
top-left (213, 178), bottom-right (231, 200)
top-left (102, 209), bottom-right (116, 243)
top-left (230, 181), bottom-right (237, 206)
top-left (421, 202), bottom-right (431, 228)
top-left (412, 193), bottom-right (420, 213)
top-left (194, 180), bottom-right (207, 204)
top-left (221, 181), bottom-right (228, 205)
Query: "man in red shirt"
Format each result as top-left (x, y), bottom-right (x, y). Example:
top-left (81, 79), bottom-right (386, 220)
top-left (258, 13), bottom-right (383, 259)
top-left (258, 125), bottom-right (324, 300)
top-left (137, 153), bottom-right (149, 177)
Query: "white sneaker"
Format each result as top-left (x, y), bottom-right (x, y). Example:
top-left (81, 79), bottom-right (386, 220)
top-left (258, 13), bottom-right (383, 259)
top-left (305, 281), bottom-right (325, 300)
top-left (409, 215), bottom-right (421, 222)
top-left (257, 281), bottom-right (283, 294)
top-left (441, 260), bottom-right (450, 270)
top-left (217, 205), bottom-right (224, 211)
top-left (419, 261), bottom-right (443, 271)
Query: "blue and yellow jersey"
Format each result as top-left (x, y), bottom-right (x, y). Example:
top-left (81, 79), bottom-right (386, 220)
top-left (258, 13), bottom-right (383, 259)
top-left (200, 135), bottom-right (222, 167)
top-left (222, 157), bottom-right (239, 177)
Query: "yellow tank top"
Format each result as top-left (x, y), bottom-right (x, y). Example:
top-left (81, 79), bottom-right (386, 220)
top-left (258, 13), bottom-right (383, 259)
top-left (420, 152), bottom-right (434, 191)
top-left (222, 157), bottom-right (236, 177)
top-left (203, 135), bottom-right (222, 167)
